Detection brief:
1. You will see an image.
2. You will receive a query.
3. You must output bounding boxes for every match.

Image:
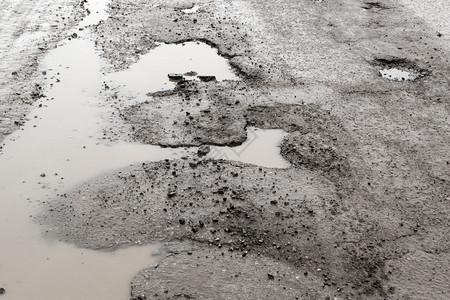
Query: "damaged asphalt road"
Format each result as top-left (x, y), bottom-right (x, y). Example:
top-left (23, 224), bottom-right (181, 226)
top-left (0, 0), bottom-right (87, 145)
top-left (1, 0), bottom-right (447, 299)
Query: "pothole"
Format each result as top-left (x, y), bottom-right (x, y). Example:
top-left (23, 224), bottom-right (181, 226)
top-left (379, 68), bottom-right (421, 81)
top-left (205, 127), bottom-right (291, 168)
top-left (106, 41), bottom-right (240, 96)
top-left (373, 57), bottom-right (429, 81)
top-left (0, 35), bottom-right (287, 299)
top-left (0, 38), bottom-right (191, 300)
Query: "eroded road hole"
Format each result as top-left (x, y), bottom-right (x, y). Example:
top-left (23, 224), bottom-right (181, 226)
top-left (205, 127), bottom-right (291, 168)
top-left (107, 41), bottom-right (239, 95)
top-left (0, 38), bottom-right (191, 300)
top-left (373, 57), bottom-right (429, 81)
top-left (379, 68), bottom-right (421, 81)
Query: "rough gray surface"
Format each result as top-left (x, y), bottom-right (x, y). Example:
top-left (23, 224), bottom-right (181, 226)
top-left (33, 0), bottom-right (450, 299)
top-left (39, 135), bottom-right (449, 300)
top-left (0, 0), bottom-right (86, 146)
top-left (119, 81), bottom-right (249, 147)
top-left (131, 241), bottom-right (337, 300)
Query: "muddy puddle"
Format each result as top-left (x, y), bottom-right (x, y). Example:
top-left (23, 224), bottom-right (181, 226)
top-left (0, 3), bottom-right (287, 298)
top-left (207, 127), bottom-right (291, 168)
top-left (106, 41), bottom-right (239, 97)
top-left (0, 39), bottom-right (191, 300)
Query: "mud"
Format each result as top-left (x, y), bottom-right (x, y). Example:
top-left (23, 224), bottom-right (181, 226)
top-left (130, 240), bottom-right (336, 299)
top-left (117, 81), bottom-right (248, 147)
top-left (2, 0), bottom-right (450, 299)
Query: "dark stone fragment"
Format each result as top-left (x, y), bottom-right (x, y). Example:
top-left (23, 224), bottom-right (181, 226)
top-left (168, 190), bottom-right (176, 198)
top-left (197, 145), bottom-right (211, 157)
top-left (184, 71), bottom-right (198, 76)
top-left (168, 73), bottom-right (184, 81)
top-left (197, 75), bottom-right (216, 82)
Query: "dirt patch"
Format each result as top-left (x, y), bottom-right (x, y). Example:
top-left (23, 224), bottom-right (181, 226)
top-left (281, 132), bottom-right (350, 175)
top-left (39, 158), bottom-right (378, 298)
top-left (119, 81), bottom-right (248, 147)
top-left (130, 240), bottom-right (336, 300)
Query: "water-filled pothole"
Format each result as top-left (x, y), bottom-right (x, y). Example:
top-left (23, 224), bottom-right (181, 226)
top-left (107, 41), bottom-right (239, 96)
top-left (0, 39), bottom-right (287, 299)
top-left (379, 68), bottom-right (421, 81)
top-left (0, 20), bottom-right (283, 300)
top-left (0, 38), bottom-right (192, 300)
top-left (373, 57), bottom-right (428, 81)
top-left (206, 127), bottom-right (290, 168)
